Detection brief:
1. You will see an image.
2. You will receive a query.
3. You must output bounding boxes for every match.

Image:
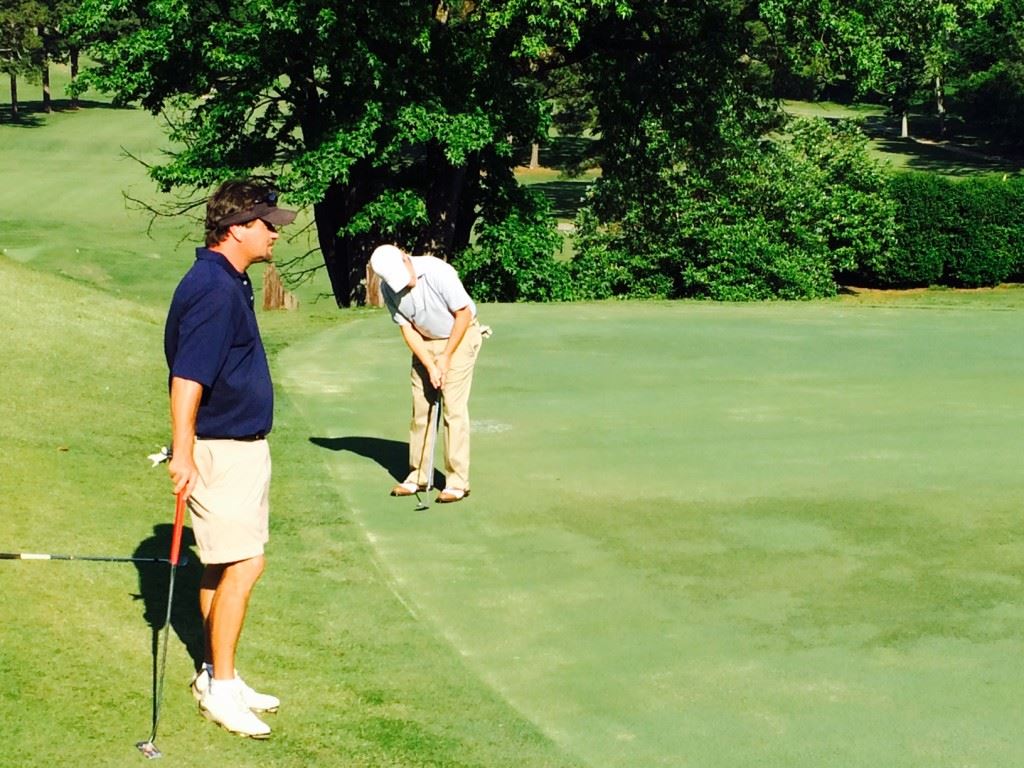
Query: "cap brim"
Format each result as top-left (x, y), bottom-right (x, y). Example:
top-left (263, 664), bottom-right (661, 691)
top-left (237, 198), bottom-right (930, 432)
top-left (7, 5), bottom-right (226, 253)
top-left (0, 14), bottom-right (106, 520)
top-left (259, 207), bottom-right (297, 226)
top-left (382, 269), bottom-right (411, 293)
top-left (219, 202), bottom-right (297, 228)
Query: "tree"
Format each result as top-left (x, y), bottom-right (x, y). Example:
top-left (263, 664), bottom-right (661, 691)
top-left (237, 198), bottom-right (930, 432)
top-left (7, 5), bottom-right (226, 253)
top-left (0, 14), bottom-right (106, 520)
top-left (37, 0), bottom-right (84, 111)
top-left (0, 0), bottom-right (45, 118)
top-left (71, 0), bottom-right (638, 306)
top-left (955, 0), bottom-right (1024, 144)
top-left (570, 117), bottom-right (897, 300)
top-left (761, 0), bottom-right (977, 137)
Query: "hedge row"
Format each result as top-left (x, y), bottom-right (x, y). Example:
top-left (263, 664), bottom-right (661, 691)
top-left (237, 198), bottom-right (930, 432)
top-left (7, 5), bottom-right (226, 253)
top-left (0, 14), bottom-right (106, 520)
top-left (855, 173), bottom-right (1024, 289)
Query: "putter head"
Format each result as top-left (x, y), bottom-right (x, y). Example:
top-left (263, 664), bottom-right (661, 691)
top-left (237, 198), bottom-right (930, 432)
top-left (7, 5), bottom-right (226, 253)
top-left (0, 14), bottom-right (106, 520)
top-left (136, 741), bottom-right (163, 759)
top-left (414, 491), bottom-right (429, 512)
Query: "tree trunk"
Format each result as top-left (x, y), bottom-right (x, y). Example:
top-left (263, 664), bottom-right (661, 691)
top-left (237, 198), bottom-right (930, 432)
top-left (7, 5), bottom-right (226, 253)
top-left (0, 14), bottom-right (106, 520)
top-left (313, 185), bottom-right (352, 307)
top-left (312, 172), bottom-right (380, 308)
top-left (9, 74), bottom-right (18, 119)
top-left (900, 111), bottom-right (909, 139)
top-left (934, 74), bottom-right (946, 137)
top-left (262, 262), bottom-right (298, 310)
top-left (70, 48), bottom-right (79, 109)
top-left (418, 143), bottom-right (468, 258)
top-left (298, 68), bottom-right (355, 307)
top-left (529, 141), bottom-right (540, 169)
top-left (42, 60), bottom-right (51, 113)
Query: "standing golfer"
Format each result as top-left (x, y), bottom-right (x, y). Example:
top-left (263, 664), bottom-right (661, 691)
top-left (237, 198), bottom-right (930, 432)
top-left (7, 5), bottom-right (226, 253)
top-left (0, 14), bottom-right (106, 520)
top-left (164, 179), bottom-right (295, 738)
top-left (370, 244), bottom-right (483, 503)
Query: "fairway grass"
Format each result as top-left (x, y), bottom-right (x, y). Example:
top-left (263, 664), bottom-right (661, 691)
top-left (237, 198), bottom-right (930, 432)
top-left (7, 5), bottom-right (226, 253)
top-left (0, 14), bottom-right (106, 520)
top-left (281, 299), bottom-right (1024, 768)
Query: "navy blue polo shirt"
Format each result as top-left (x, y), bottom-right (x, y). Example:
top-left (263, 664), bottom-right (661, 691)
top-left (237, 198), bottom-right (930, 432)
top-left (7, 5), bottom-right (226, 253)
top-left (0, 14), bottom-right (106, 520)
top-left (164, 248), bottom-right (273, 438)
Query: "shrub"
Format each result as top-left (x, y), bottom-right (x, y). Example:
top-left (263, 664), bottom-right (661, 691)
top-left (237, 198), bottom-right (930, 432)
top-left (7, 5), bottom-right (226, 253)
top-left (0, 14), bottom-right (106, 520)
top-left (569, 210), bottom-right (675, 299)
top-left (683, 218), bottom-right (836, 300)
top-left (868, 173), bottom-right (950, 287)
top-left (572, 117), bottom-right (896, 300)
top-left (456, 191), bottom-right (572, 302)
top-left (877, 173), bottom-right (1024, 289)
top-left (945, 179), bottom-right (1015, 288)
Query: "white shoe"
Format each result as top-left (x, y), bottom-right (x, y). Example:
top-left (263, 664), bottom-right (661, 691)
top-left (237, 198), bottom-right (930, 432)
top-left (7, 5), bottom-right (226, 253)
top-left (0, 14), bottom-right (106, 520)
top-left (191, 668), bottom-right (280, 713)
top-left (200, 685), bottom-right (271, 738)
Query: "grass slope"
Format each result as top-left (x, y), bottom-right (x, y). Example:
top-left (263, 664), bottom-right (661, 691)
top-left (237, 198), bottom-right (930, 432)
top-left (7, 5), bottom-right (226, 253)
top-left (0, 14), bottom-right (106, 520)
top-left (0, 93), bottom-right (581, 765)
top-left (0, 252), bottom-right (581, 768)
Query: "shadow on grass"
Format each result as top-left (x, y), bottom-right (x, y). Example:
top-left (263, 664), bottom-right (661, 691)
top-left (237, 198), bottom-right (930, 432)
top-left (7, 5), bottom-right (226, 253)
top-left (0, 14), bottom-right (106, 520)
top-left (513, 136), bottom-right (599, 172)
top-left (310, 435), bottom-right (443, 489)
top-left (132, 525), bottom-right (204, 671)
top-left (0, 99), bottom-right (133, 127)
top-left (871, 136), bottom-right (1016, 175)
top-left (531, 181), bottom-right (594, 218)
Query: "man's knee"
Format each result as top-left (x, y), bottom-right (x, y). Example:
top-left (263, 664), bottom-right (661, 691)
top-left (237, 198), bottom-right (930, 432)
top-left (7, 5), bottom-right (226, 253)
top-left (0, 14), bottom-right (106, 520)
top-left (222, 555), bottom-right (265, 593)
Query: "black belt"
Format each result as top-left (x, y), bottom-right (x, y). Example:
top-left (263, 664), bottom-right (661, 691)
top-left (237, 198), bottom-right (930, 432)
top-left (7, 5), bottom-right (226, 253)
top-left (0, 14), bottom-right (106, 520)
top-left (196, 434), bottom-right (266, 441)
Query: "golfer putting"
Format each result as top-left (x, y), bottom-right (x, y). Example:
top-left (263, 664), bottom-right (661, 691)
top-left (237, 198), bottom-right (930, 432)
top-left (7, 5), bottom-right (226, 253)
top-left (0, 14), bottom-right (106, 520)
top-left (164, 180), bottom-right (295, 738)
top-left (370, 244), bottom-right (484, 504)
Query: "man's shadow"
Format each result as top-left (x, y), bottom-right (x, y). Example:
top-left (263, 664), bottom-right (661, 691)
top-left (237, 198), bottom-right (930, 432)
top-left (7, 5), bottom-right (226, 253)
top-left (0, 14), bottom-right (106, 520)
top-left (132, 525), bottom-right (205, 674)
top-left (309, 435), bottom-right (443, 489)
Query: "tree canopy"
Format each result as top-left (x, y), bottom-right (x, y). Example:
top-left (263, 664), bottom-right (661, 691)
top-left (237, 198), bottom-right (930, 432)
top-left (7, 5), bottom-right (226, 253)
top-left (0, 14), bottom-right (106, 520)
top-left (70, 0), bottom-right (779, 305)
top-left (64, 0), bottom-right (1024, 303)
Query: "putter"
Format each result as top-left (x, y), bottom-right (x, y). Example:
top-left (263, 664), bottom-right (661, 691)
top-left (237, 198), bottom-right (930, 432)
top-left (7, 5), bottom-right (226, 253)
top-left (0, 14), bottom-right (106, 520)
top-left (136, 491), bottom-right (187, 760)
top-left (0, 552), bottom-right (188, 565)
top-left (414, 390), bottom-right (443, 511)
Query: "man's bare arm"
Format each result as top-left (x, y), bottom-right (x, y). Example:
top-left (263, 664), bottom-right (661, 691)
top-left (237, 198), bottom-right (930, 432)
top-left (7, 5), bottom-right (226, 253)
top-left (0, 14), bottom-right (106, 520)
top-left (168, 376), bottom-right (203, 498)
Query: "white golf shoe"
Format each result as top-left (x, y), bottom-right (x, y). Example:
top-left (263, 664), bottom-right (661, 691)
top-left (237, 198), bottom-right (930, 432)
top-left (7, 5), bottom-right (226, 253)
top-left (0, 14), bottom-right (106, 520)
top-left (191, 668), bottom-right (281, 713)
top-left (199, 684), bottom-right (271, 739)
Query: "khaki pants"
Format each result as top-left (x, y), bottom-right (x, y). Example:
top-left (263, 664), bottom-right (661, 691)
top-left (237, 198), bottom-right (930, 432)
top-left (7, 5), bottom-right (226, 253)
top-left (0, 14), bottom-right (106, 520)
top-left (406, 321), bottom-right (482, 491)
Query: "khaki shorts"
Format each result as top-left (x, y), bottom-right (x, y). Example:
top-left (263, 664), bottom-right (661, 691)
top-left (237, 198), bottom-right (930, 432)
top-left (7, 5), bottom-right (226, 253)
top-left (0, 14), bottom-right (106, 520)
top-left (188, 438), bottom-right (271, 564)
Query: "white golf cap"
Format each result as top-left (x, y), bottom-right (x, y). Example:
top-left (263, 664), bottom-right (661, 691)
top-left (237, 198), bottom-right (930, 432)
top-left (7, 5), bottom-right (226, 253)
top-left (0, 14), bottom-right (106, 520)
top-left (370, 244), bottom-right (411, 293)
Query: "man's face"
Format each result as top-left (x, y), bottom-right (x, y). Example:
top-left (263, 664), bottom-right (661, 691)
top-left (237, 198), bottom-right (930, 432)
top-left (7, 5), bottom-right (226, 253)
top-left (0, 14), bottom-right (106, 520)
top-left (237, 218), bottom-right (279, 264)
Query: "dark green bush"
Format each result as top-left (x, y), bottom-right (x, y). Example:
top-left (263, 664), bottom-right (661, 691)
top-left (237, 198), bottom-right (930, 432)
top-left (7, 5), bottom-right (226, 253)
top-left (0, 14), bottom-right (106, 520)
top-left (569, 210), bottom-right (676, 299)
top-left (945, 179), bottom-right (1015, 288)
top-left (867, 173), bottom-right (950, 287)
top-left (572, 117), bottom-right (896, 300)
top-left (456, 192), bottom-right (572, 302)
top-left (875, 173), bottom-right (1024, 289)
top-left (683, 218), bottom-right (837, 300)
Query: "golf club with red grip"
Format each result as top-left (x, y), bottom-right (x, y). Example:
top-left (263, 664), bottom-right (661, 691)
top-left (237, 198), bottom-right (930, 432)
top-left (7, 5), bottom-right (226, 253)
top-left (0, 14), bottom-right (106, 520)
top-left (136, 490), bottom-right (187, 759)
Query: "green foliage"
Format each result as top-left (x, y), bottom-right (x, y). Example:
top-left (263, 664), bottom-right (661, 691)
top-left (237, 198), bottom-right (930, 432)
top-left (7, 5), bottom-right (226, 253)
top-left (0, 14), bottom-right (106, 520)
top-left (573, 117), bottom-right (896, 300)
top-left (0, 0), bottom-right (45, 85)
top-left (456, 189), bottom-right (571, 302)
top-left (944, 177), bottom-right (1024, 287)
top-left (683, 218), bottom-right (838, 301)
top-left (867, 173), bottom-right (1024, 288)
top-left (563, 210), bottom-right (671, 299)
top-left (956, 0), bottom-right (1024, 145)
top-left (868, 173), bottom-right (949, 286)
top-left (67, 0), bottom-right (640, 305)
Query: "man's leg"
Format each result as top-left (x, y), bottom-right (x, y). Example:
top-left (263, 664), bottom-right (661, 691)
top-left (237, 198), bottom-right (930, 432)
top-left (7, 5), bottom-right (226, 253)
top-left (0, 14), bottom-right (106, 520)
top-left (206, 556), bottom-right (265, 680)
top-left (198, 565), bottom-right (220, 667)
top-left (195, 556), bottom-right (273, 736)
top-left (405, 360), bottom-right (437, 488)
top-left (440, 323), bottom-right (482, 491)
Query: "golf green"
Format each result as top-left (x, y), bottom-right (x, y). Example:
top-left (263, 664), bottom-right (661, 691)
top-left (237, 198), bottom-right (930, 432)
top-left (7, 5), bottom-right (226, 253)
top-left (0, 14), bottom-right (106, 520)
top-left (279, 299), bottom-right (1024, 768)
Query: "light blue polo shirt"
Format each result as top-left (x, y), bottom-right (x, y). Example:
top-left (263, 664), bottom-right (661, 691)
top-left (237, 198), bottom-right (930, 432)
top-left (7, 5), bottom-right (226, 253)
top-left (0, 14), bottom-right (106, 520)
top-left (381, 255), bottom-right (476, 339)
